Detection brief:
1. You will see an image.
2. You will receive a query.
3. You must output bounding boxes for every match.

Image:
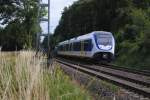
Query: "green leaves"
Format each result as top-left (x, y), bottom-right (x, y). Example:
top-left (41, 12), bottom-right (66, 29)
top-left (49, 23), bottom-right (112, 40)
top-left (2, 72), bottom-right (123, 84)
top-left (0, 0), bottom-right (40, 50)
top-left (116, 4), bottom-right (150, 69)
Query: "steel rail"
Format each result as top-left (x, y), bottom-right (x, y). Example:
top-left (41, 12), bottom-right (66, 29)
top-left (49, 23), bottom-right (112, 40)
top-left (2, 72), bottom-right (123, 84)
top-left (57, 56), bottom-right (150, 77)
top-left (101, 63), bottom-right (150, 77)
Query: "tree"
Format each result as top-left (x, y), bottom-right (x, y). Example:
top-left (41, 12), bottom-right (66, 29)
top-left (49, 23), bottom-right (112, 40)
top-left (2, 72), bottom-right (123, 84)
top-left (0, 0), bottom-right (41, 50)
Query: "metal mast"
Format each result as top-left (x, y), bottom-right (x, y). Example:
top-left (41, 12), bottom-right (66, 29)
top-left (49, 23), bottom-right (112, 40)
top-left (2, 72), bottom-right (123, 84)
top-left (37, 0), bottom-right (50, 64)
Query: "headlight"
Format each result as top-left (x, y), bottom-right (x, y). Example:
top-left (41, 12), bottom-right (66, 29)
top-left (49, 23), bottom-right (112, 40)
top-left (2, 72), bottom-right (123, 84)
top-left (102, 53), bottom-right (108, 59)
top-left (98, 45), bottom-right (112, 50)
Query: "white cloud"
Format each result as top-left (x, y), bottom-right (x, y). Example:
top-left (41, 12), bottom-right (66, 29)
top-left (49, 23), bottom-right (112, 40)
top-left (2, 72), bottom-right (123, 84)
top-left (41, 0), bottom-right (78, 34)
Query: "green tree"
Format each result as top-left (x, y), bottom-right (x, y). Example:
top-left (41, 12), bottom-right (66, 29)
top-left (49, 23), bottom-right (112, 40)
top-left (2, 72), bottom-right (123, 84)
top-left (0, 0), bottom-right (41, 50)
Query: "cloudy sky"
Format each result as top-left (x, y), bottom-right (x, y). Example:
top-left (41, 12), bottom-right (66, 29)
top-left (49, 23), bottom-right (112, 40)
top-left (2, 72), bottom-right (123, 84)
top-left (41, 0), bottom-right (78, 34)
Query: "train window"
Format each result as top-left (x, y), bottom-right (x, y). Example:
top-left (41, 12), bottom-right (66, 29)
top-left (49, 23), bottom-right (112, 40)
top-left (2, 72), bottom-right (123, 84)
top-left (66, 45), bottom-right (67, 51)
top-left (62, 45), bottom-right (64, 51)
top-left (59, 45), bottom-right (63, 51)
top-left (64, 44), bottom-right (67, 51)
top-left (70, 43), bottom-right (73, 51)
top-left (77, 42), bottom-right (81, 51)
top-left (69, 43), bottom-right (72, 51)
top-left (59, 46), bottom-right (61, 51)
top-left (68, 44), bottom-right (70, 51)
top-left (83, 39), bottom-right (93, 51)
top-left (57, 46), bottom-right (60, 51)
top-left (72, 43), bottom-right (75, 51)
top-left (73, 42), bottom-right (76, 51)
top-left (63, 45), bottom-right (65, 51)
top-left (66, 44), bottom-right (69, 51)
top-left (61, 45), bottom-right (63, 51)
top-left (73, 41), bottom-right (81, 51)
top-left (58, 45), bottom-right (60, 51)
top-left (64, 44), bottom-right (69, 51)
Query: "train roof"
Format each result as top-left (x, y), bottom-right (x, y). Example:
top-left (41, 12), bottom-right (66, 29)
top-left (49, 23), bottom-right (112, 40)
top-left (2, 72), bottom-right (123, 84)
top-left (58, 31), bottom-right (113, 45)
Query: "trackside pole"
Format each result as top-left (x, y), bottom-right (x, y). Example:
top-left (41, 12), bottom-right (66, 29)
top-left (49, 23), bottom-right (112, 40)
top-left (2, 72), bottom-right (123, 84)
top-left (37, 0), bottom-right (51, 67)
top-left (47, 0), bottom-right (50, 67)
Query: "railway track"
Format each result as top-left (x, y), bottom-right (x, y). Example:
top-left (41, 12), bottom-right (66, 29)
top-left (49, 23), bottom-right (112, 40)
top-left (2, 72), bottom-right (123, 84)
top-left (58, 56), bottom-right (150, 77)
top-left (55, 58), bottom-right (150, 98)
top-left (100, 63), bottom-right (150, 77)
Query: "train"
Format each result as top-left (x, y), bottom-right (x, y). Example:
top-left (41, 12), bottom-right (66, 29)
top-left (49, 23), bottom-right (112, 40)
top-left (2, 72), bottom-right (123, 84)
top-left (55, 31), bottom-right (115, 62)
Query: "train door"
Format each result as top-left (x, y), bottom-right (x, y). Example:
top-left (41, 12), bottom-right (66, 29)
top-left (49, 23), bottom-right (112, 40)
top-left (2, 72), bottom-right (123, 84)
top-left (83, 39), bottom-right (93, 57)
top-left (71, 43), bottom-right (74, 56)
top-left (81, 41), bottom-right (86, 57)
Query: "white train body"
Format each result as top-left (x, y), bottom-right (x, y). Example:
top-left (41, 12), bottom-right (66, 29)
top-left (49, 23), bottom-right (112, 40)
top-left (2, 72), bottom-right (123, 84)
top-left (56, 31), bottom-right (115, 62)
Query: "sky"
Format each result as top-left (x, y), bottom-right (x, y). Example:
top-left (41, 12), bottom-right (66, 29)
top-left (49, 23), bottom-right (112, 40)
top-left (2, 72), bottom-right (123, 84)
top-left (41, 0), bottom-right (78, 34)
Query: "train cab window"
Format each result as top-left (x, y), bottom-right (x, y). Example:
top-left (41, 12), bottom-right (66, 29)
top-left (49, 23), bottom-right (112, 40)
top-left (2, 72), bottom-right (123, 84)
top-left (83, 39), bottom-right (93, 51)
top-left (95, 34), bottom-right (112, 46)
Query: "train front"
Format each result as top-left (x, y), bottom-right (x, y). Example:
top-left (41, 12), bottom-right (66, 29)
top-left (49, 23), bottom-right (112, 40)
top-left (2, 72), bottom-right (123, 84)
top-left (93, 31), bottom-right (115, 62)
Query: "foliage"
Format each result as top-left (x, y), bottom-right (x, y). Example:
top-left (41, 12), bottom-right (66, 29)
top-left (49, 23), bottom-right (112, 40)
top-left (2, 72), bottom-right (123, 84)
top-left (0, 0), bottom-right (41, 50)
top-left (116, 7), bottom-right (150, 69)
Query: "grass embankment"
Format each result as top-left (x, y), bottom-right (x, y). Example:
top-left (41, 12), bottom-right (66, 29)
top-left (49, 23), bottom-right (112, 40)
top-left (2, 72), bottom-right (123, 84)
top-left (0, 51), bottom-right (92, 100)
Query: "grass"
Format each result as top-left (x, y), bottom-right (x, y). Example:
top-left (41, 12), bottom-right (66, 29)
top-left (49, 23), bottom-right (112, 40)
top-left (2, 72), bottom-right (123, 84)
top-left (0, 51), bottom-right (92, 100)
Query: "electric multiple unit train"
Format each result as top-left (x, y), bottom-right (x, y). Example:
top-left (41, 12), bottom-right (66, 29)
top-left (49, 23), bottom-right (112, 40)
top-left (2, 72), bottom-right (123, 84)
top-left (55, 31), bottom-right (115, 62)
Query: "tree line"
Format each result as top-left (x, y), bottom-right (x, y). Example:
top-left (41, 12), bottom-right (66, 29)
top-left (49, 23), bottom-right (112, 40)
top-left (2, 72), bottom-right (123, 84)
top-left (0, 0), bottom-right (42, 51)
top-left (48, 0), bottom-right (150, 69)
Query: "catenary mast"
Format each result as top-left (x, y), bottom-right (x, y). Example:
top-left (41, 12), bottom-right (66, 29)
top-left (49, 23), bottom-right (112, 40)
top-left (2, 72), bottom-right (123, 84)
top-left (37, 0), bottom-right (50, 65)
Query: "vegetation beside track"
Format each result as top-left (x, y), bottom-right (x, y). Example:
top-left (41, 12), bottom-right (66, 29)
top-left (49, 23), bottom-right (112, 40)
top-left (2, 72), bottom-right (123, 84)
top-left (0, 51), bottom-right (92, 100)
